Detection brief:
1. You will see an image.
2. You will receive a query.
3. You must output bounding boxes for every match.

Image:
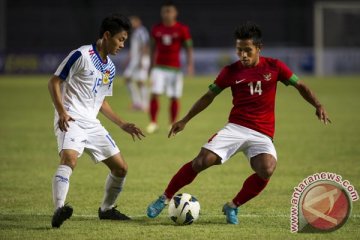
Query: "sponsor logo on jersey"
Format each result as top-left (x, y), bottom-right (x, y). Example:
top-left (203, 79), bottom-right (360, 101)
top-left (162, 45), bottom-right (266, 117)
top-left (236, 79), bottom-right (246, 84)
top-left (162, 34), bottom-right (172, 45)
top-left (263, 73), bottom-right (272, 81)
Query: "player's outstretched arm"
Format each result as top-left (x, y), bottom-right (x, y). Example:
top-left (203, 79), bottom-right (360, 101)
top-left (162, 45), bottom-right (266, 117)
top-left (293, 80), bottom-right (331, 124)
top-left (168, 90), bottom-right (217, 138)
top-left (100, 99), bottom-right (145, 141)
top-left (48, 76), bottom-right (75, 132)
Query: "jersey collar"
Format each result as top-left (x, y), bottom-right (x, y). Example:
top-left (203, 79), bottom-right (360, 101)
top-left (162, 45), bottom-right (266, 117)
top-left (92, 43), bottom-right (108, 64)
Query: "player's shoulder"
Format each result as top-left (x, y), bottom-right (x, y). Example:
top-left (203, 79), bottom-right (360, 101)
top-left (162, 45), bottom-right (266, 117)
top-left (175, 22), bottom-right (190, 31)
top-left (219, 60), bottom-right (241, 75)
top-left (69, 44), bottom-right (94, 59)
top-left (261, 56), bottom-right (286, 68)
top-left (226, 60), bottom-right (242, 70)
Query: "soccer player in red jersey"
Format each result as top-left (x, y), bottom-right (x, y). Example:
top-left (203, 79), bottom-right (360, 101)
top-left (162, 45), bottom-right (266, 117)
top-left (147, 22), bottom-right (331, 224)
top-left (146, 1), bottom-right (194, 134)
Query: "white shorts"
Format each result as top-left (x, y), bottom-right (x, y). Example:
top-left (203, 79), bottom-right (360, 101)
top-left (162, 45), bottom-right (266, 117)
top-left (124, 56), bottom-right (150, 82)
top-left (203, 123), bottom-right (277, 163)
top-left (150, 67), bottom-right (183, 98)
top-left (55, 121), bottom-right (120, 163)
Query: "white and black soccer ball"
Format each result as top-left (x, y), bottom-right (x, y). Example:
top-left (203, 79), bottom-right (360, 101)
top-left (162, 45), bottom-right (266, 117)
top-left (168, 193), bottom-right (200, 225)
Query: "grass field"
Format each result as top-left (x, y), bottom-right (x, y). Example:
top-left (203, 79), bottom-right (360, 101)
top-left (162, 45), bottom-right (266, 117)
top-left (0, 75), bottom-right (359, 240)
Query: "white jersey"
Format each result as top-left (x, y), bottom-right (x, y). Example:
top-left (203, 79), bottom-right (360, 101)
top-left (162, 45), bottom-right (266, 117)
top-left (129, 26), bottom-right (149, 61)
top-left (54, 44), bottom-right (115, 127)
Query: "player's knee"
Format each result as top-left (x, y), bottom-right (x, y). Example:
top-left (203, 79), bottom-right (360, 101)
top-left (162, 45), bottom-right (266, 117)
top-left (60, 158), bottom-right (77, 170)
top-left (257, 160), bottom-right (276, 179)
top-left (150, 94), bottom-right (158, 100)
top-left (60, 151), bottom-right (78, 170)
top-left (112, 161), bottom-right (128, 177)
top-left (192, 150), bottom-right (220, 172)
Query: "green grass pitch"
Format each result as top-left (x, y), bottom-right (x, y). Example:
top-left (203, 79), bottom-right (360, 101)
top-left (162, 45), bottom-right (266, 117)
top-left (0, 75), bottom-right (359, 239)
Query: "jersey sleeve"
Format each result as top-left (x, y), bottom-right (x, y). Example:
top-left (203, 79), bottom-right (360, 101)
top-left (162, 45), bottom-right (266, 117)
top-left (182, 25), bottom-right (193, 48)
top-left (277, 60), bottom-right (299, 86)
top-left (209, 67), bottom-right (230, 94)
top-left (54, 50), bottom-right (83, 82)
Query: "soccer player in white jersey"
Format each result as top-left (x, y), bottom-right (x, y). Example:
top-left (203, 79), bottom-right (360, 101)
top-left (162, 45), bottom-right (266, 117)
top-left (124, 16), bottom-right (150, 111)
top-left (48, 14), bottom-right (144, 228)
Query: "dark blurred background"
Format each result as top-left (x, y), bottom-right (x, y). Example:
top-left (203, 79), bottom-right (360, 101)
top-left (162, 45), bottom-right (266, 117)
top-left (0, 0), bottom-right (353, 51)
top-left (1, 0), bottom-right (360, 75)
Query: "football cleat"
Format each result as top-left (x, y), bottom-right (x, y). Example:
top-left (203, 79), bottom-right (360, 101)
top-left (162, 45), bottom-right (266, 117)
top-left (222, 203), bottom-right (239, 224)
top-left (146, 122), bottom-right (159, 134)
top-left (51, 204), bottom-right (73, 228)
top-left (147, 195), bottom-right (167, 218)
top-left (98, 206), bottom-right (131, 220)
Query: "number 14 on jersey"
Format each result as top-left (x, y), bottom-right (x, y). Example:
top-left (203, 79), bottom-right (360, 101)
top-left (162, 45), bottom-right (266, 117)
top-left (248, 81), bottom-right (263, 95)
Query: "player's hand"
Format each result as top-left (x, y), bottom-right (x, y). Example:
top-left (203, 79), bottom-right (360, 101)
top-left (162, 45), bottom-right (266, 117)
top-left (58, 113), bottom-right (75, 132)
top-left (121, 123), bottom-right (145, 141)
top-left (316, 105), bottom-right (331, 125)
top-left (168, 120), bottom-right (187, 138)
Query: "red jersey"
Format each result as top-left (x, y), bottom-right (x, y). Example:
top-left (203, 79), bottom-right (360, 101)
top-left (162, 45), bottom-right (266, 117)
top-left (211, 57), bottom-right (298, 138)
top-left (151, 22), bottom-right (192, 69)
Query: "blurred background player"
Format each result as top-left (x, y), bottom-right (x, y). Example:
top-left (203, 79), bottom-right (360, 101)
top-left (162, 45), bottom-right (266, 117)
top-left (147, 22), bottom-right (331, 224)
top-left (48, 14), bottom-right (144, 228)
top-left (146, 1), bottom-right (194, 134)
top-left (124, 16), bottom-right (150, 112)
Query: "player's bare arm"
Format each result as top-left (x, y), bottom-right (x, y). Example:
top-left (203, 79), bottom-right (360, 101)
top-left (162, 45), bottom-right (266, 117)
top-left (100, 99), bottom-right (145, 141)
top-left (185, 44), bottom-right (194, 76)
top-left (48, 75), bottom-right (74, 132)
top-left (169, 90), bottom-right (217, 137)
top-left (149, 38), bottom-right (156, 72)
top-left (293, 80), bottom-right (331, 124)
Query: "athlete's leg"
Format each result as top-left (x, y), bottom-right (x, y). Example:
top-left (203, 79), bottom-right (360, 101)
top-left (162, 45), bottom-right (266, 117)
top-left (169, 97), bottom-right (180, 124)
top-left (125, 77), bottom-right (141, 109)
top-left (149, 93), bottom-right (160, 123)
top-left (168, 71), bottom-right (183, 125)
top-left (164, 148), bottom-right (222, 198)
top-left (231, 153), bottom-right (276, 207)
top-left (52, 149), bottom-right (78, 210)
top-left (137, 81), bottom-right (148, 111)
top-left (100, 153), bottom-right (128, 211)
top-left (147, 148), bottom-right (221, 218)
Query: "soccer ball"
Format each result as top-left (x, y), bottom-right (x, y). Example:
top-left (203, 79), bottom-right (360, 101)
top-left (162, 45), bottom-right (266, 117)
top-left (168, 193), bottom-right (200, 225)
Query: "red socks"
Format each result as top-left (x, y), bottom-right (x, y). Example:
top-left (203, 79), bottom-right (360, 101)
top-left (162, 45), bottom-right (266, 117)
top-left (232, 173), bottom-right (269, 207)
top-left (164, 161), bottom-right (198, 199)
top-left (170, 99), bottom-right (179, 124)
top-left (149, 98), bottom-right (159, 123)
top-left (163, 165), bottom-right (269, 205)
top-left (149, 98), bottom-right (179, 124)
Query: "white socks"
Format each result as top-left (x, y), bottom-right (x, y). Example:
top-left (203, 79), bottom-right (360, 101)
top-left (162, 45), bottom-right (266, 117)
top-left (139, 84), bottom-right (148, 110)
top-left (126, 81), bottom-right (148, 110)
top-left (126, 81), bottom-right (141, 107)
top-left (52, 165), bottom-right (72, 210)
top-left (100, 173), bottom-right (126, 211)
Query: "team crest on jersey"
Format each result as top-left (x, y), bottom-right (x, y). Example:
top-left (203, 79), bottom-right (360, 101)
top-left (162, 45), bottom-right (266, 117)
top-left (102, 70), bottom-right (110, 84)
top-left (263, 73), bottom-right (272, 81)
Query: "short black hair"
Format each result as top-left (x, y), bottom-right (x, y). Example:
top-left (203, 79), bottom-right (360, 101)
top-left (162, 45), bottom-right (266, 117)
top-left (234, 22), bottom-right (262, 47)
top-left (161, 0), bottom-right (177, 8)
top-left (99, 14), bottom-right (131, 38)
